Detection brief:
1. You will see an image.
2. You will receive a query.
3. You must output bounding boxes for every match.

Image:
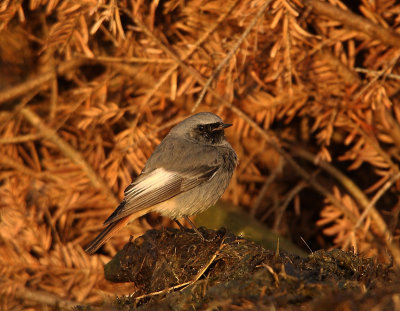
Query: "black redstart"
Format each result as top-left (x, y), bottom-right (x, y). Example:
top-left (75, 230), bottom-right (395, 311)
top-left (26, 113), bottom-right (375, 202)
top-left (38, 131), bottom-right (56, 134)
top-left (85, 112), bottom-right (237, 255)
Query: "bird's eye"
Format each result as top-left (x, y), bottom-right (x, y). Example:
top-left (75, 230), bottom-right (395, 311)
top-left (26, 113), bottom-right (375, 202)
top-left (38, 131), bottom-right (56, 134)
top-left (198, 125), bottom-right (205, 131)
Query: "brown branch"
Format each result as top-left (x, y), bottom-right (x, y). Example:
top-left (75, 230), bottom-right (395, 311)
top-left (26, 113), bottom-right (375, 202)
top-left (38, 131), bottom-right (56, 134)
top-left (192, 0), bottom-right (274, 112)
top-left (230, 106), bottom-right (358, 223)
top-left (121, 0), bottom-right (239, 128)
top-left (19, 107), bottom-right (118, 205)
top-left (355, 68), bottom-right (400, 81)
top-left (291, 146), bottom-right (375, 211)
top-left (229, 106), bottom-right (400, 266)
top-left (353, 54), bottom-right (400, 101)
top-left (0, 153), bottom-right (54, 180)
top-left (291, 145), bottom-right (400, 266)
top-left (0, 58), bottom-right (83, 105)
top-left (123, 2), bottom-right (274, 119)
top-left (305, 0), bottom-right (400, 48)
top-left (124, 3), bottom-right (264, 110)
top-left (355, 171), bottom-right (400, 231)
top-left (80, 54), bottom-right (207, 64)
top-left (0, 133), bottom-right (43, 144)
top-left (342, 171), bottom-right (400, 251)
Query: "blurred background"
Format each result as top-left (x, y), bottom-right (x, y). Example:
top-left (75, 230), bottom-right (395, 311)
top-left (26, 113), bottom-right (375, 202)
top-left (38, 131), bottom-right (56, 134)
top-left (1, 0), bottom-right (400, 308)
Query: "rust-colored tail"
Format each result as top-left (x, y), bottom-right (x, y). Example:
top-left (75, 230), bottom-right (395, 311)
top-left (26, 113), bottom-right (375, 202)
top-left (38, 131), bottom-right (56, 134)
top-left (84, 216), bottom-right (130, 255)
top-left (85, 207), bottom-right (153, 255)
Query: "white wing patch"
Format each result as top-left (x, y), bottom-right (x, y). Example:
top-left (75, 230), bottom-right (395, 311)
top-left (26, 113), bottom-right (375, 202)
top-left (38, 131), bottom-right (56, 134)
top-left (124, 168), bottom-right (177, 199)
top-left (104, 165), bottom-right (219, 225)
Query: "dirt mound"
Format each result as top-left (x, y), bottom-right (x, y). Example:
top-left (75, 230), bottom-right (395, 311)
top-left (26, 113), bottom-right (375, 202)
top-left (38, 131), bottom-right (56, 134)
top-left (98, 228), bottom-right (397, 310)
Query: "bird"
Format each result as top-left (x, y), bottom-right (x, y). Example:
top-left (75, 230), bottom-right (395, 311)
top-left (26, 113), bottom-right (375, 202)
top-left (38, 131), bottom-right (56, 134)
top-left (84, 112), bottom-right (238, 255)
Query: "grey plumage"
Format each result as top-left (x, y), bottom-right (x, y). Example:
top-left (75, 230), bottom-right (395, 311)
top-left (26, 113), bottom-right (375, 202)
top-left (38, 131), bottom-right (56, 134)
top-left (85, 112), bottom-right (237, 255)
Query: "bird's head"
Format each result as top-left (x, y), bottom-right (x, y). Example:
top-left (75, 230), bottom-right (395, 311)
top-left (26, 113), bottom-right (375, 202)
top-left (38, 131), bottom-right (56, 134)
top-left (170, 112), bottom-right (232, 145)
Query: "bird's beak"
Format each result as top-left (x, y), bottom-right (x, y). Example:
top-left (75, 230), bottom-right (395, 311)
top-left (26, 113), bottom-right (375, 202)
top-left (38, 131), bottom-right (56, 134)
top-left (212, 123), bottom-right (232, 131)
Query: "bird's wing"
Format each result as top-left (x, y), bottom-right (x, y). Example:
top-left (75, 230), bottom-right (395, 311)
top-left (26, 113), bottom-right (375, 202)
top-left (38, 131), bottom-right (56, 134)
top-left (103, 165), bottom-right (219, 225)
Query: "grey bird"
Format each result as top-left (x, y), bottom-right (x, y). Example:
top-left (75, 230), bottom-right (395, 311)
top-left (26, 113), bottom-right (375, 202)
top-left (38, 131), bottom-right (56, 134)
top-left (85, 112), bottom-right (238, 255)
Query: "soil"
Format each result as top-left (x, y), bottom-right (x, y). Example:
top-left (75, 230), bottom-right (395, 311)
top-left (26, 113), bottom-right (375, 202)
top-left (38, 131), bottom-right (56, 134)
top-left (80, 227), bottom-right (400, 310)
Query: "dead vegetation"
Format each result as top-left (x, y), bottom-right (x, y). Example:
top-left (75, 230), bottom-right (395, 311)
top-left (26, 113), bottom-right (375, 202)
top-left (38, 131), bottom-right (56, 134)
top-left (1, 0), bottom-right (400, 309)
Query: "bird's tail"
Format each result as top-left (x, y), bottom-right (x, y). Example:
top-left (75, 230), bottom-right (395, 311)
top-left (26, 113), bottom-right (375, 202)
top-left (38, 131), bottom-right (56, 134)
top-left (84, 207), bottom-right (153, 255)
top-left (84, 216), bottom-right (131, 255)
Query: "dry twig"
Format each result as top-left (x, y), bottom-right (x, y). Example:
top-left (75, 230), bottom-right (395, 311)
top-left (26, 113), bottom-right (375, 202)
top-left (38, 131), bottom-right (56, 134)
top-left (0, 58), bottom-right (83, 105)
top-left (305, 0), bottom-right (400, 48)
top-left (192, 0), bottom-right (274, 112)
top-left (19, 107), bottom-right (118, 205)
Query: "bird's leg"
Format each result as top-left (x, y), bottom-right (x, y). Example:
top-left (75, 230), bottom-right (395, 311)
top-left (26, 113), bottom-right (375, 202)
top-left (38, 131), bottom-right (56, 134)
top-left (184, 215), bottom-right (206, 241)
top-left (174, 219), bottom-right (186, 231)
